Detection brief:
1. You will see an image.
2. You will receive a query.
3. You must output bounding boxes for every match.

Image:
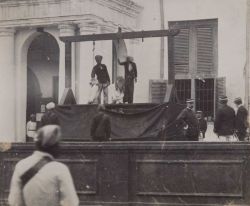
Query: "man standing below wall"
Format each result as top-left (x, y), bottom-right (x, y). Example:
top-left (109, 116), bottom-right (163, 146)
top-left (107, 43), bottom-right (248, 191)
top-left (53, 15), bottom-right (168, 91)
top-left (234, 97), bottom-right (249, 141)
top-left (214, 96), bottom-right (236, 141)
top-left (118, 56), bottom-right (137, 104)
top-left (176, 99), bottom-right (199, 141)
top-left (8, 125), bottom-right (79, 206)
top-left (91, 55), bottom-right (110, 104)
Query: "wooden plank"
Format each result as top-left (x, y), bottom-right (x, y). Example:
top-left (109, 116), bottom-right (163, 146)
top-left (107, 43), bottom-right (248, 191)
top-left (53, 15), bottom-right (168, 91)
top-left (59, 29), bottom-right (180, 43)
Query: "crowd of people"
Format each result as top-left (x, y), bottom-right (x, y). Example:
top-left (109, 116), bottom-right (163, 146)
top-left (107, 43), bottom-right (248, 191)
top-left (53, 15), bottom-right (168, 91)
top-left (177, 96), bottom-right (249, 141)
top-left (89, 54), bottom-right (137, 104)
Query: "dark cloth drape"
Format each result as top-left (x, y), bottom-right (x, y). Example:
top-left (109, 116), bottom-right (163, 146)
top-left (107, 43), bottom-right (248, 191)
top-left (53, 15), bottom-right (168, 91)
top-left (54, 103), bottom-right (185, 141)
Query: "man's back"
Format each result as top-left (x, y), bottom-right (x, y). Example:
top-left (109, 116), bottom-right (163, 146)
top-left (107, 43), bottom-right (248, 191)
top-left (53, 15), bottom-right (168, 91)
top-left (91, 112), bottom-right (111, 141)
top-left (214, 104), bottom-right (235, 135)
top-left (8, 151), bottom-right (79, 206)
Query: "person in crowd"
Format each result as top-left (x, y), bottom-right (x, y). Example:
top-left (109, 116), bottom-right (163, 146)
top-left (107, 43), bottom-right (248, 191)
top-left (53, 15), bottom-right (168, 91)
top-left (234, 97), bottom-right (249, 141)
top-left (176, 99), bottom-right (199, 141)
top-left (90, 104), bottom-right (111, 141)
top-left (88, 78), bottom-right (99, 104)
top-left (118, 56), bottom-right (137, 103)
top-left (8, 125), bottom-right (79, 206)
top-left (26, 114), bottom-right (37, 142)
top-left (91, 55), bottom-right (110, 104)
top-left (196, 111), bottom-right (207, 139)
top-left (110, 76), bottom-right (125, 104)
top-left (214, 95), bottom-right (236, 141)
top-left (41, 102), bottom-right (60, 126)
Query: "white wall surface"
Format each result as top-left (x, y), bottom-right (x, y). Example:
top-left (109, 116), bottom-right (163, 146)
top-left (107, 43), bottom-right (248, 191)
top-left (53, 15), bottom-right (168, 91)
top-left (132, 0), bottom-right (247, 105)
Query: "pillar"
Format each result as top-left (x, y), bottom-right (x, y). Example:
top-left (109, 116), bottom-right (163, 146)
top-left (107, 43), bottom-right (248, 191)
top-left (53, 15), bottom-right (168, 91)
top-left (0, 28), bottom-right (16, 142)
top-left (58, 24), bottom-right (76, 102)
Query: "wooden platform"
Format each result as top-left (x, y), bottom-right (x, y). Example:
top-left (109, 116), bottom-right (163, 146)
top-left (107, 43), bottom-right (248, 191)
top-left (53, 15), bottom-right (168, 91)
top-left (1, 142), bottom-right (250, 205)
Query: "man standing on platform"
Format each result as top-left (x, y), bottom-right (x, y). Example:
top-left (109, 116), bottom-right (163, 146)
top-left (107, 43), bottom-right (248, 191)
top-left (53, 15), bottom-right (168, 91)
top-left (234, 97), bottom-right (249, 141)
top-left (176, 99), bottom-right (199, 141)
top-left (118, 56), bottom-right (137, 103)
top-left (90, 105), bottom-right (111, 141)
top-left (91, 55), bottom-right (110, 104)
top-left (214, 96), bottom-right (236, 141)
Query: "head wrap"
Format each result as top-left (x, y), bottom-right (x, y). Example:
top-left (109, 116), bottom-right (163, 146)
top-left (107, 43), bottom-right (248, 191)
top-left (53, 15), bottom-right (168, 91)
top-left (186, 99), bottom-right (194, 103)
top-left (36, 125), bottom-right (61, 148)
top-left (46, 102), bottom-right (55, 110)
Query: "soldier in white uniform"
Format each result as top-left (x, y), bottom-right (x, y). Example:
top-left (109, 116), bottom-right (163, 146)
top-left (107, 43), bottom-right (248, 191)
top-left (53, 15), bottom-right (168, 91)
top-left (8, 125), bottom-right (79, 206)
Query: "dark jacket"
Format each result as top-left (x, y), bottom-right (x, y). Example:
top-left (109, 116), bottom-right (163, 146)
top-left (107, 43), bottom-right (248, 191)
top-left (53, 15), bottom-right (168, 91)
top-left (91, 64), bottom-right (110, 84)
top-left (198, 118), bottom-right (207, 133)
top-left (91, 112), bottom-right (111, 141)
top-left (41, 110), bottom-right (60, 126)
top-left (235, 105), bottom-right (248, 133)
top-left (118, 61), bottom-right (137, 82)
top-left (214, 104), bottom-right (235, 136)
top-left (176, 107), bottom-right (199, 140)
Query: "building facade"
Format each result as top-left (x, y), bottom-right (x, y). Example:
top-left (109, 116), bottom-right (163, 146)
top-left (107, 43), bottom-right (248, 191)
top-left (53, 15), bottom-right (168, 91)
top-left (0, 0), bottom-right (248, 142)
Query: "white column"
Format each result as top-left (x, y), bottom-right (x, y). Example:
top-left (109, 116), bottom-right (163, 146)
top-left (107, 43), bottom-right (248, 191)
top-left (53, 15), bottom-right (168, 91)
top-left (0, 28), bottom-right (16, 142)
top-left (78, 21), bottom-right (99, 104)
top-left (58, 24), bottom-right (75, 102)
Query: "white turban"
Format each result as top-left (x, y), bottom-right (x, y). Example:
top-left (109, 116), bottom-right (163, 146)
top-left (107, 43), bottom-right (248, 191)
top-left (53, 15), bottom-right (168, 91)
top-left (36, 125), bottom-right (61, 148)
top-left (46, 102), bottom-right (55, 110)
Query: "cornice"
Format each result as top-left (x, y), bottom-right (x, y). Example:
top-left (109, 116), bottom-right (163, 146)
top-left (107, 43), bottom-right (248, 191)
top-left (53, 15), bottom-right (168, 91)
top-left (95, 0), bottom-right (143, 18)
top-left (0, 0), bottom-right (69, 7)
top-left (0, 27), bottom-right (15, 37)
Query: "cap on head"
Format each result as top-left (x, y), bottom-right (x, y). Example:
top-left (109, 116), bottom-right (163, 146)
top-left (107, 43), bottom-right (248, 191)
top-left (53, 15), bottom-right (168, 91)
top-left (234, 97), bottom-right (242, 105)
top-left (95, 55), bottom-right (103, 62)
top-left (127, 56), bottom-right (134, 62)
top-left (35, 125), bottom-right (61, 148)
top-left (219, 95), bottom-right (228, 104)
top-left (46, 102), bottom-right (55, 110)
top-left (196, 110), bottom-right (202, 114)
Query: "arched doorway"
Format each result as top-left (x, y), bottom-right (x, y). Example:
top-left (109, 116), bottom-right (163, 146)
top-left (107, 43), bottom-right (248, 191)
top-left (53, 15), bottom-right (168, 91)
top-left (26, 32), bottom-right (59, 120)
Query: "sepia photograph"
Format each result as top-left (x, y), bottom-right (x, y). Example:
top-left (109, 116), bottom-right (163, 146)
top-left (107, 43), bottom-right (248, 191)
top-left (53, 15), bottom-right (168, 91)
top-left (0, 0), bottom-right (249, 205)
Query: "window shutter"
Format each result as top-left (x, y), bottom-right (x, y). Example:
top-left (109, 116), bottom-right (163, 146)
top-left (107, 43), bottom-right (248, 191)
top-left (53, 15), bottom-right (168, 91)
top-left (149, 80), bottom-right (167, 103)
top-left (197, 27), bottom-right (214, 74)
top-left (215, 77), bottom-right (226, 112)
top-left (173, 28), bottom-right (189, 74)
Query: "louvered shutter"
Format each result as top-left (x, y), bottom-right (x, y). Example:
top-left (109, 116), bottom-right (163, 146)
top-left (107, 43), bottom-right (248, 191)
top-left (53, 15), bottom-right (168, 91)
top-left (215, 77), bottom-right (226, 112)
top-left (173, 28), bottom-right (189, 74)
top-left (197, 27), bottom-right (214, 74)
top-left (149, 80), bottom-right (167, 103)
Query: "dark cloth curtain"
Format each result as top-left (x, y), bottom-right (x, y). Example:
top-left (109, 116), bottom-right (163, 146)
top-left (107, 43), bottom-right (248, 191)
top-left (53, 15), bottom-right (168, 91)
top-left (55, 103), bottom-right (185, 141)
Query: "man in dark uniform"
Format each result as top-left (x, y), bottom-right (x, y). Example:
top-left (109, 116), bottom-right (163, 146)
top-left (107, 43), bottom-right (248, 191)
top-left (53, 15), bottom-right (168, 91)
top-left (176, 99), bottom-right (199, 141)
top-left (118, 56), bottom-right (137, 103)
top-left (90, 105), bottom-right (111, 141)
top-left (91, 55), bottom-right (110, 104)
top-left (41, 102), bottom-right (60, 127)
top-left (196, 111), bottom-right (207, 139)
top-left (234, 97), bottom-right (249, 141)
top-left (214, 96), bottom-right (236, 141)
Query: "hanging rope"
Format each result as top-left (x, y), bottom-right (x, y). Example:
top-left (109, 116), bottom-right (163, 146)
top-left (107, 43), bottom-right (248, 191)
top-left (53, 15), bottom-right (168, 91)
top-left (92, 41), bottom-right (95, 66)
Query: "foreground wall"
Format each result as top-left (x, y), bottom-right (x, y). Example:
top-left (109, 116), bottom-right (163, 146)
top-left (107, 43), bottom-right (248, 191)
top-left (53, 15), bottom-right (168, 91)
top-left (1, 142), bottom-right (250, 206)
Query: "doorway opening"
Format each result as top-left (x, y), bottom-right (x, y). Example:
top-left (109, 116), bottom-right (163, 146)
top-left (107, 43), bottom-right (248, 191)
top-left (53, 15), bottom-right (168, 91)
top-left (26, 32), bottom-right (59, 121)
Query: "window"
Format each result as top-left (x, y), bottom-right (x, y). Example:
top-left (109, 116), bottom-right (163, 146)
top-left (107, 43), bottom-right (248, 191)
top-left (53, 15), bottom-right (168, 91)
top-left (169, 19), bottom-right (220, 117)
